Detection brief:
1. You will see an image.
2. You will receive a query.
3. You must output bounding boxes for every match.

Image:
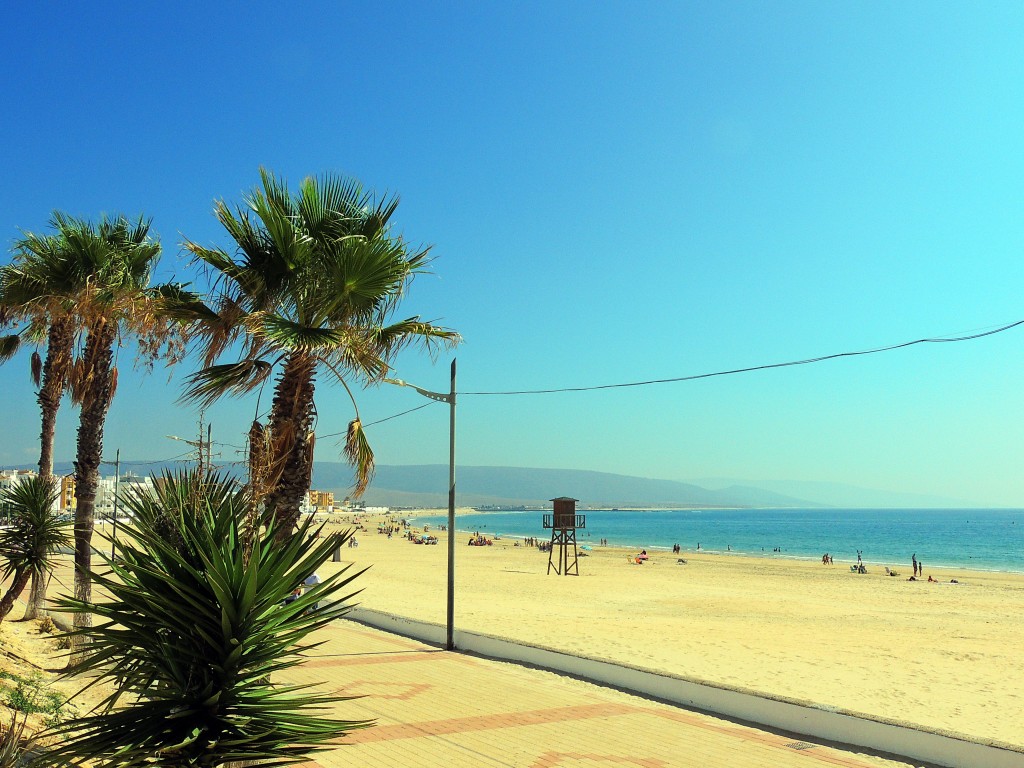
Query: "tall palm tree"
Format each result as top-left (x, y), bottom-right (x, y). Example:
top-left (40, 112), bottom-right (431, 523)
top-left (0, 221), bottom-right (90, 619)
top-left (181, 169), bottom-right (459, 539)
top-left (0, 475), bottom-right (69, 624)
top-left (0, 227), bottom-right (79, 478)
top-left (47, 213), bottom-right (181, 657)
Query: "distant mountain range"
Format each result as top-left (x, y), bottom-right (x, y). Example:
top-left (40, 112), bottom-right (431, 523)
top-left (33, 461), bottom-right (979, 509)
top-left (310, 463), bottom-right (826, 509)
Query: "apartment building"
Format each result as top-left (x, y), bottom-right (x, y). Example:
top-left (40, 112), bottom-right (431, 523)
top-left (307, 490), bottom-right (335, 512)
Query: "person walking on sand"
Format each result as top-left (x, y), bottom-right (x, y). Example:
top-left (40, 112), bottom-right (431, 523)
top-left (912, 553), bottom-right (917, 577)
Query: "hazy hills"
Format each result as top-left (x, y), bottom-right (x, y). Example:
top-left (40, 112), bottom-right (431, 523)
top-left (313, 464), bottom-right (825, 509)
top-left (35, 461), bottom-right (978, 509)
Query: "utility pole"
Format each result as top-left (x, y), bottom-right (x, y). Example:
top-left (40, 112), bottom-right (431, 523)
top-left (384, 359), bottom-right (457, 650)
top-left (111, 448), bottom-right (119, 558)
top-left (167, 417), bottom-right (217, 479)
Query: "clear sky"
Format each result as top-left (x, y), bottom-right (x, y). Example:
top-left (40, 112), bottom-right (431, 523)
top-left (2, 2), bottom-right (1023, 505)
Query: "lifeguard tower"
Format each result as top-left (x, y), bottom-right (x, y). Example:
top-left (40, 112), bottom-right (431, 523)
top-left (543, 497), bottom-right (585, 575)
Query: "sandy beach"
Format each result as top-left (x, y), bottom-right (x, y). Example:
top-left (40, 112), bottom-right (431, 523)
top-left (317, 510), bottom-right (1024, 750)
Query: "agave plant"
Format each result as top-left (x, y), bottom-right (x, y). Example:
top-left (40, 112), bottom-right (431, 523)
top-left (47, 470), bottom-right (370, 768)
top-left (0, 710), bottom-right (38, 768)
top-left (0, 476), bottom-right (68, 624)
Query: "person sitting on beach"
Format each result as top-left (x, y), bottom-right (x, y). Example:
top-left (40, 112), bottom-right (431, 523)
top-left (303, 571), bottom-right (322, 610)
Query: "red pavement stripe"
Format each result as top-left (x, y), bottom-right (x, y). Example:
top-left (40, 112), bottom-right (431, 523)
top-left (306, 650), bottom-right (442, 668)
top-left (333, 622), bottom-right (432, 651)
top-left (342, 702), bottom-right (635, 743)
top-left (530, 752), bottom-right (668, 768)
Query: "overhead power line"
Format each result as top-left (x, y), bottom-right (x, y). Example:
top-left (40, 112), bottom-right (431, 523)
top-left (462, 319), bottom-right (1024, 396)
top-left (308, 319), bottom-right (1024, 432)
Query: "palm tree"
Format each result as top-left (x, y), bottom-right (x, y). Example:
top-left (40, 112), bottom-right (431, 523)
top-left (0, 475), bottom-right (69, 624)
top-left (47, 213), bottom-right (182, 657)
top-left (0, 226), bottom-right (79, 478)
top-left (1, 222), bottom-right (85, 619)
top-left (1, 221), bottom-right (92, 618)
top-left (48, 470), bottom-right (368, 768)
top-left (181, 169), bottom-right (458, 539)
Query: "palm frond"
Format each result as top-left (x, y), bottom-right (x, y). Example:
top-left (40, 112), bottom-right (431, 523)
top-left (181, 360), bottom-right (274, 408)
top-left (259, 315), bottom-right (346, 352)
top-left (30, 351), bottom-right (42, 387)
top-left (344, 419), bottom-right (375, 497)
top-left (0, 335), bottom-right (21, 362)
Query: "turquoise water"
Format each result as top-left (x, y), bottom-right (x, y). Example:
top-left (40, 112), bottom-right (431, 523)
top-left (415, 508), bottom-right (1024, 573)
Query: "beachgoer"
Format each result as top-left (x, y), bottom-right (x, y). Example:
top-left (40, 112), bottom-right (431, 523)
top-left (912, 553), bottom-right (917, 576)
top-left (303, 571), bottom-right (322, 610)
top-left (918, 560), bottom-right (923, 577)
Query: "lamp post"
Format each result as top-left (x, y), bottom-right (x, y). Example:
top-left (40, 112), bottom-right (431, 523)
top-left (385, 359), bottom-right (457, 650)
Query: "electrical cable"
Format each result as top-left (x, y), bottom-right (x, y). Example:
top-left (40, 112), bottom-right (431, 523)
top-left (461, 319), bottom-right (1024, 396)
top-left (316, 402), bottom-right (434, 439)
top-left (253, 319), bottom-right (1024, 441)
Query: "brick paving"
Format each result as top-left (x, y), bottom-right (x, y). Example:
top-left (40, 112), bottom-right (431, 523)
top-left (281, 619), bottom-right (920, 768)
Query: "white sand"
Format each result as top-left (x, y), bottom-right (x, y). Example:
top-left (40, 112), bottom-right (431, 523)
top-left (319, 511), bottom-right (1024, 748)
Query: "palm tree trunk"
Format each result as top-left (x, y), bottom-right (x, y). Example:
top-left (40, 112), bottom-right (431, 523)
top-left (22, 571), bottom-right (46, 620)
top-left (0, 569), bottom-right (32, 624)
top-left (28, 316), bottom-right (75, 621)
top-left (38, 316), bottom-right (74, 478)
top-left (264, 353), bottom-right (317, 542)
top-left (70, 319), bottom-right (116, 661)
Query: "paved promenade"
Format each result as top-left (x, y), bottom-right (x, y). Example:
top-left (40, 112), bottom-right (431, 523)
top-left (282, 619), bottom-right (921, 768)
top-left (36, 546), bottom-right (923, 767)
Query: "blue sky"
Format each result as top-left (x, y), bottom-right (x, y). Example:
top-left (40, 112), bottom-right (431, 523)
top-left (2, 2), bottom-right (1023, 505)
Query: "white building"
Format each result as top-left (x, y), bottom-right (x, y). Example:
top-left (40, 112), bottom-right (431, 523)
top-left (0, 469), bottom-right (61, 514)
top-left (95, 473), bottom-right (158, 520)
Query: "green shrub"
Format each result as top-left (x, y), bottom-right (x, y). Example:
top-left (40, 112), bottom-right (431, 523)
top-left (46, 470), bottom-right (370, 767)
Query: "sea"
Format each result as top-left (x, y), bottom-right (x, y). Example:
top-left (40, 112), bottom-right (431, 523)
top-left (413, 508), bottom-right (1024, 573)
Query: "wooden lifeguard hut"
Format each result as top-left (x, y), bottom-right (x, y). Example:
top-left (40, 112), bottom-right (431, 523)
top-left (543, 497), bottom-right (586, 575)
